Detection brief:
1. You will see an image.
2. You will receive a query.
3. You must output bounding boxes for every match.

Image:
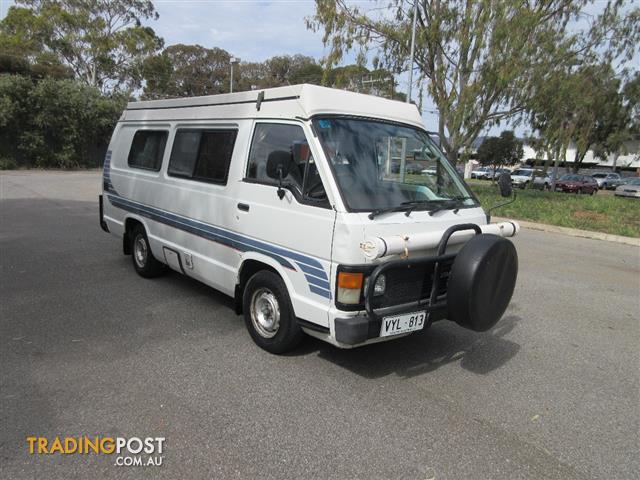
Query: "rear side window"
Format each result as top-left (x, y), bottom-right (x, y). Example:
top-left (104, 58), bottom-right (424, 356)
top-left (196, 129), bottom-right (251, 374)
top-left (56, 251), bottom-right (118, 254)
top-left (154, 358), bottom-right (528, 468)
top-left (168, 129), bottom-right (237, 184)
top-left (128, 130), bottom-right (168, 171)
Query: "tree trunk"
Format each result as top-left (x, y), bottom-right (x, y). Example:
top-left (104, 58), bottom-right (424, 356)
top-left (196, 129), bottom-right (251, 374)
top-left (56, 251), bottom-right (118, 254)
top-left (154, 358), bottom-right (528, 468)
top-left (572, 148), bottom-right (580, 173)
top-left (550, 145), bottom-right (563, 191)
top-left (612, 152), bottom-right (619, 172)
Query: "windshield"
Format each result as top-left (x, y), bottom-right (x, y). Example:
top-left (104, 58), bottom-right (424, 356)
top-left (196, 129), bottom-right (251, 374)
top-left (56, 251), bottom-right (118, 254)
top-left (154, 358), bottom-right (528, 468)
top-left (512, 170), bottom-right (532, 176)
top-left (592, 173), bottom-right (607, 178)
top-left (312, 117), bottom-right (476, 212)
top-left (560, 174), bottom-right (581, 181)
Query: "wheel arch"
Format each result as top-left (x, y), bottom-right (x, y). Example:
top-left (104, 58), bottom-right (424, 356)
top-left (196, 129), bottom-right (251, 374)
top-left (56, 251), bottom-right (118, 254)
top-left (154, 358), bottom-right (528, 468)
top-left (123, 215), bottom-right (148, 255)
top-left (234, 253), bottom-right (297, 315)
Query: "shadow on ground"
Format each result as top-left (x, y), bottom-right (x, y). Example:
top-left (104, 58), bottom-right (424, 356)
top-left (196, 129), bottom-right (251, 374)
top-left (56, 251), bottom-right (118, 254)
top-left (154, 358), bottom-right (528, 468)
top-left (297, 315), bottom-right (521, 379)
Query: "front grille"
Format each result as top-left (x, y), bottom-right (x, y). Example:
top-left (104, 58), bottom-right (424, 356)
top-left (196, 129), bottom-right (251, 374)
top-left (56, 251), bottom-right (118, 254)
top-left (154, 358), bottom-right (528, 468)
top-left (371, 257), bottom-right (453, 309)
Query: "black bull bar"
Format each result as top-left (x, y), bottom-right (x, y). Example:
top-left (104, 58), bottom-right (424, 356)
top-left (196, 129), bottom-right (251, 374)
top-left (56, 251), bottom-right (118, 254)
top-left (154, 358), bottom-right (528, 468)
top-left (363, 223), bottom-right (482, 323)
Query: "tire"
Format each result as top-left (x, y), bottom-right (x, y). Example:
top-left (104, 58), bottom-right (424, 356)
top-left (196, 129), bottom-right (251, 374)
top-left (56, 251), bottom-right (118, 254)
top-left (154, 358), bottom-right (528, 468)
top-left (131, 224), bottom-right (165, 278)
top-left (447, 234), bottom-right (518, 332)
top-left (243, 270), bottom-right (304, 354)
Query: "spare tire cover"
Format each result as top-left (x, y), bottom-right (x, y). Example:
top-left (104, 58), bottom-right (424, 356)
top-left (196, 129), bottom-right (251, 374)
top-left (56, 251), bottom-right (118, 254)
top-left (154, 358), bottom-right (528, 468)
top-left (447, 234), bottom-right (518, 332)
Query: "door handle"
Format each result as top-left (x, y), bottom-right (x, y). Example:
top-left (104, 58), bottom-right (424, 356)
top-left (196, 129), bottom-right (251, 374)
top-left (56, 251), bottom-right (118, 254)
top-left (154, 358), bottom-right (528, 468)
top-left (237, 203), bottom-right (250, 212)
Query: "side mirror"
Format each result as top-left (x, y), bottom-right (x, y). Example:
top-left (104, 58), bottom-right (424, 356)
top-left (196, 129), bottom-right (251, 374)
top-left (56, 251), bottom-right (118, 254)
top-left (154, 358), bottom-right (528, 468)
top-left (498, 172), bottom-right (512, 197)
top-left (487, 172), bottom-right (516, 219)
top-left (266, 150), bottom-right (292, 200)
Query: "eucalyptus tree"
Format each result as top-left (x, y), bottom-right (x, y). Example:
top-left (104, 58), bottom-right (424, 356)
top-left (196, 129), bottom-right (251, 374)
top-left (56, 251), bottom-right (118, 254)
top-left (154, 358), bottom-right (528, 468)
top-left (0, 0), bottom-right (163, 92)
top-left (142, 44), bottom-right (232, 99)
top-left (308, 0), bottom-right (638, 164)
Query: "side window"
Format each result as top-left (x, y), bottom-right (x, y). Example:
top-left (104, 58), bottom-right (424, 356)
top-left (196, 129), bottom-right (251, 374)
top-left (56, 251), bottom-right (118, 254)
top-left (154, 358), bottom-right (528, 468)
top-left (246, 123), bottom-right (327, 204)
top-left (168, 129), bottom-right (237, 184)
top-left (128, 130), bottom-right (168, 171)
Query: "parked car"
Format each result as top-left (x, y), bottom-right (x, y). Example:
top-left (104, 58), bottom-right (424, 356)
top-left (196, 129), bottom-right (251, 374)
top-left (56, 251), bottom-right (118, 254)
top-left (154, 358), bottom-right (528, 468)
top-left (405, 162), bottom-right (423, 174)
top-left (591, 172), bottom-right (624, 190)
top-left (510, 168), bottom-right (539, 188)
top-left (489, 168), bottom-right (511, 180)
top-left (532, 171), bottom-right (557, 190)
top-left (614, 178), bottom-right (640, 198)
top-left (554, 174), bottom-right (598, 194)
top-left (389, 160), bottom-right (419, 174)
top-left (470, 167), bottom-right (492, 179)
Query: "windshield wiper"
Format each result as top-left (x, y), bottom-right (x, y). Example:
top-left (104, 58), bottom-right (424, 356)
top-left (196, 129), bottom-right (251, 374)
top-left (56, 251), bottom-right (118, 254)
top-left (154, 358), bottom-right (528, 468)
top-left (368, 200), bottom-right (438, 220)
top-left (368, 197), bottom-right (472, 220)
top-left (368, 203), bottom-right (418, 220)
top-left (427, 196), bottom-right (471, 216)
top-left (401, 200), bottom-right (437, 217)
top-left (404, 197), bottom-right (472, 216)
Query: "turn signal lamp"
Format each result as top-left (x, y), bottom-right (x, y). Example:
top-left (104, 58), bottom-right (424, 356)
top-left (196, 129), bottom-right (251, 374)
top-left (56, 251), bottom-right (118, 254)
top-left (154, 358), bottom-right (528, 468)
top-left (337, 272), bottom-right (363, 304)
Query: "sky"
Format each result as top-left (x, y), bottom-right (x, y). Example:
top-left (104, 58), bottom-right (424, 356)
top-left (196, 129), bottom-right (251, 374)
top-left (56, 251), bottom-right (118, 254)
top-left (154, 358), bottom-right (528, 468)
top-left (0, 0), bottom-right (444, 129)
top-left (1, 0), bottom-right (637, 137)
top-left (147, 0), bottom-right (446, 129)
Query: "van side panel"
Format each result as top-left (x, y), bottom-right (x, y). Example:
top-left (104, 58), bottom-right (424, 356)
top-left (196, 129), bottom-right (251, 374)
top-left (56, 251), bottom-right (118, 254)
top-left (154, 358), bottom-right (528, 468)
top-left (103, 117), bottom-right (335, 330)
top-left (104, 121), bottom-right (248, 297)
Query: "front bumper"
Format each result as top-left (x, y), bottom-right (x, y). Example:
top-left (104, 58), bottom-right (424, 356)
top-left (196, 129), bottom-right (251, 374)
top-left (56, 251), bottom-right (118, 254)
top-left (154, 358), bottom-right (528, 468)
top-left (615, 190), bottom-right (640, 198)
top-left (334, 306), bottom-right (448, 345)
top-left (334, 224), bottom-right (482, 345)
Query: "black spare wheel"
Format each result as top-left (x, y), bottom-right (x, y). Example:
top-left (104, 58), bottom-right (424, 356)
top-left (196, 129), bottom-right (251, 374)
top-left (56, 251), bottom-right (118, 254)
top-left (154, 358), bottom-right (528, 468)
top-left (447, 234), bottom-right (518, 332)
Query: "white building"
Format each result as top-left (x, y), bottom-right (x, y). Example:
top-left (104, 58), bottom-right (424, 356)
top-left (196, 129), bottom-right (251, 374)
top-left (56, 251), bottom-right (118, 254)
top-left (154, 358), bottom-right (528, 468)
top-left (521, 139), bottom-right (639, 171)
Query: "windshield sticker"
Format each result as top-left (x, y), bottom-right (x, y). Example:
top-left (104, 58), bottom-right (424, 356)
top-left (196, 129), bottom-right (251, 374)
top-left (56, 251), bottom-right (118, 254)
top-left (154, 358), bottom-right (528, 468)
top-left (317, 119), bottom-right (332, 129)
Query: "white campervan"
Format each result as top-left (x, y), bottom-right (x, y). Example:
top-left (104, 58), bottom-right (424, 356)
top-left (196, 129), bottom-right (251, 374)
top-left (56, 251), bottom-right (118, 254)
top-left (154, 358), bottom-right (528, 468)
top-left (100, 84), bottom-right (519, 353)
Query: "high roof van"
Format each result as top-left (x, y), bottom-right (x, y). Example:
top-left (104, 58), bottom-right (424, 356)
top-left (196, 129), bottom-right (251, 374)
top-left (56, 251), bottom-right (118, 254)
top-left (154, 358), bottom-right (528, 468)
top-left (99, 84), bottom-right (519, 353)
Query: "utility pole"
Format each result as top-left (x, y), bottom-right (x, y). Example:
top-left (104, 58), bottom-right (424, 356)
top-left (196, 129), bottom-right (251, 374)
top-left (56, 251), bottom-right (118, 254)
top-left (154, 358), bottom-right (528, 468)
top-left (406, 0), bottom-right (418, 103)
top-left (230, 57), bottom-right (240, 93)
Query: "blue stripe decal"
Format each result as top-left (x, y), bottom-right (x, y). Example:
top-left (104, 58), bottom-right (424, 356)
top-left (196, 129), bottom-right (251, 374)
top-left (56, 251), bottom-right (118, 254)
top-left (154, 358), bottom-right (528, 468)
top-left (109, 196), bottom-right (296, 270)
top-left (296, 262), bottom-right (328, 281)
top-left (309, 285), bottom-right (331, 299)
top-left (103, 151), bottom-right (115, 192)
top-left (105, 190), bottom-right (331, 300)
top-left (304, 274), bottom-right (331, 291)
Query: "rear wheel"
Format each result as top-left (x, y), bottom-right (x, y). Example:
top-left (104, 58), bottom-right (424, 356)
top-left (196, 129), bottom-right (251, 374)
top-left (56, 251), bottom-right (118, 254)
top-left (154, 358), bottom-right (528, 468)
top-left (131, 224), bottom-right (165, 278)
top-left (243, 270), bottom-right (304, 353)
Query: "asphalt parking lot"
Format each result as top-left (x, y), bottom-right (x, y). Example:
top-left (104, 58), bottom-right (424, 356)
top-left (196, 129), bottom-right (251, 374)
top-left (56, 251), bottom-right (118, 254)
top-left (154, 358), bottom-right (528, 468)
top-left (1, 171), bottom-right (638, 479)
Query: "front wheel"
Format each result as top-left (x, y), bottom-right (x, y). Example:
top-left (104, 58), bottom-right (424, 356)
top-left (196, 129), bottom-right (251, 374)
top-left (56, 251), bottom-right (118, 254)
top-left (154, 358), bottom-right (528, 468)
top-left (243, 270), bottom-right (304, 354)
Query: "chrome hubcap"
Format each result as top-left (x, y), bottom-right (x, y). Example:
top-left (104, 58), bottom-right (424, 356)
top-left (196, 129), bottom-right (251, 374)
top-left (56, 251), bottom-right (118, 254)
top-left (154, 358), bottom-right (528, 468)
top-left (250, 288), bottom-right (280, 338)
top-left (134, 235), bottom-right (147, 267)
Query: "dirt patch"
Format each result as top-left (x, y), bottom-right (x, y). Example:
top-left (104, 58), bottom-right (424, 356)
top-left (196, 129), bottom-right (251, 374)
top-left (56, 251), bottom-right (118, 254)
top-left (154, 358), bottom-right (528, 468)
top-left (573, 210), bottom-right (608, 222)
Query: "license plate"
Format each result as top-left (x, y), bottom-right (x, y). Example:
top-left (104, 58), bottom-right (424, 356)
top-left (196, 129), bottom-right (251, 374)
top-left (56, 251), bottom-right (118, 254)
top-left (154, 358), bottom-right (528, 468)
top-left (380, 311), bottom-right (426, 337)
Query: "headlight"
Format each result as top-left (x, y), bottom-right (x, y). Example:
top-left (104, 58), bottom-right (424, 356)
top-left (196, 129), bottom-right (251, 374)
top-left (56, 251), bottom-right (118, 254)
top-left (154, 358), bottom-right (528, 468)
top-left (363, 274), bottom-right (386, 297)
top-left (336, 270), bottom-right (386, 308)
top-left (373, 274), bottom-right (386, 296)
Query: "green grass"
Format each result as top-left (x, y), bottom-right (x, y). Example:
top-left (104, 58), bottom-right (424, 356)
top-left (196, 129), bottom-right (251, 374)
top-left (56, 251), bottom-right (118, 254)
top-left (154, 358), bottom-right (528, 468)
top-left (467, 180), bottom-right (640, 238)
